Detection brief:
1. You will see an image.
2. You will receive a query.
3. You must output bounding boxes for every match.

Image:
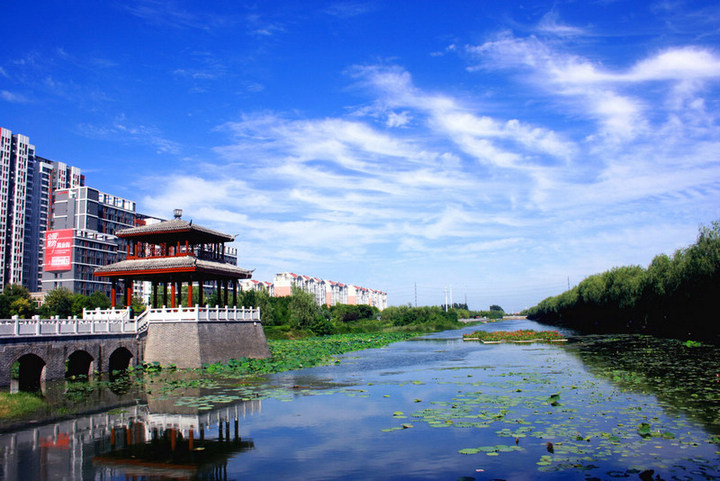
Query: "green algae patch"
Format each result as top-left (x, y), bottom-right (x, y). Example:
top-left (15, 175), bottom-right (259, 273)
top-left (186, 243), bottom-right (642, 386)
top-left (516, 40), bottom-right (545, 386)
top-left (203, 332), bottom-right (418, 377)
top-left (463, 330), bottom-right (566, 343)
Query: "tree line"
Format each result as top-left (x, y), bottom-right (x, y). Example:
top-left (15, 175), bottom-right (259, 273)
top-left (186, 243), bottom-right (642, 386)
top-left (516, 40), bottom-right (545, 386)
top-left (525, 221), bottom-right (720, 340)
top-left (1, 282), bottom-right (506, 339)
top-left (0, 285), bottom-right (145, 320)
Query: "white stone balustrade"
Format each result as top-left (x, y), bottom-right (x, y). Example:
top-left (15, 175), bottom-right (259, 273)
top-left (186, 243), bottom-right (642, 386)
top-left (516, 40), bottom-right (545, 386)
top-left (0, 305), bottom-right (261, 338)
top-left (145, 305), bottom-right (261, 323)
top-left (0, 315), bottom-right (138, 338)
top-left (82, 307), bottom-right (132, 321)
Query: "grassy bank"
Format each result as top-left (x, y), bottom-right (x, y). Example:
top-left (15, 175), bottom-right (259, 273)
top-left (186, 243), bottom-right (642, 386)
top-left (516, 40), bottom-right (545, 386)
top-left (0, 392), bottom-right (45, 419)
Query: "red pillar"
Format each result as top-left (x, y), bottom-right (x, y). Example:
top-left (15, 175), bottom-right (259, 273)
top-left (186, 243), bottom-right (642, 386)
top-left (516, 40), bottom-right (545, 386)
top-left (125, 282), bottom-right (131, 308)
top-left (171, 283), bottom-right (176, 308)
top-left (111, 280), bottom-right (117, 308)
top-left (188, 281), bottom-right (193, 307)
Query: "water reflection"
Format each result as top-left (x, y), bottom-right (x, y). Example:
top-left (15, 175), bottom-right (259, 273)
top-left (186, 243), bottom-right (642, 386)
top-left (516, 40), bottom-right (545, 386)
top-left (0, 396), bottom-right (260, 481)
top-left (565, 334), bottom-right (720, 437)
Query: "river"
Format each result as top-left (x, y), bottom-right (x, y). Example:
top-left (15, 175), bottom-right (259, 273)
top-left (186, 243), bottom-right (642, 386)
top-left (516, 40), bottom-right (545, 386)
top-left (2, 319), bottom-right (720, 480)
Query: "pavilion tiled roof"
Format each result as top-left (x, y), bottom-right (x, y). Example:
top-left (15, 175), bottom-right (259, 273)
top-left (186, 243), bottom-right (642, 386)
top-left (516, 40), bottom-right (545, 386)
top-left (94, 255), bottom-right (252, 279)
top-left (116, 218), bottom-right (235, 242)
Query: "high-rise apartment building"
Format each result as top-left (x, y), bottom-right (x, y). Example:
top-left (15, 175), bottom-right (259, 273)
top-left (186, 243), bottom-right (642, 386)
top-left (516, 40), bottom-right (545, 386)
top-left (0, 127), bottom-right (82, 292)
top-left (42, 186), bottom-right (138, 296)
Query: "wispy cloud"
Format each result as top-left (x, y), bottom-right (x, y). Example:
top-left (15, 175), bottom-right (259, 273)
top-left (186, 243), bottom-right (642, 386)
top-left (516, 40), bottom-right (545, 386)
top-left (125, 0), bottom-right (232, 31)
top-left (0, 90), bottom-right (28, 103)
top-left (536, 10), bottom-right (586, 37)
top-left (465, 32), bottom-right (720, 142)
top-left (78, 116), bottom-right (181, 155)
top-left (323, 2), bottom-right (376, 18)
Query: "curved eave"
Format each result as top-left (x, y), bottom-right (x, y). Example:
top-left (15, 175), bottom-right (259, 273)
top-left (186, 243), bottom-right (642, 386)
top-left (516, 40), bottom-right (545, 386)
top-left (94, 258), bottom-right (252, 280)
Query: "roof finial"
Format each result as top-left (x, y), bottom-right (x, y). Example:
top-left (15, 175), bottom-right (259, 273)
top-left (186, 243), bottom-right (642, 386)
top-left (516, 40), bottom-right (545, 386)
top-left (173, 208), bottom-right (183, 219)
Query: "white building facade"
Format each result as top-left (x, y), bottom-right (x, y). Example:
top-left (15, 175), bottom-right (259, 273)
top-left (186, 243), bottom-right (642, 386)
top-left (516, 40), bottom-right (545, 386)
top-left (261, 272), bottom-right (387, 310)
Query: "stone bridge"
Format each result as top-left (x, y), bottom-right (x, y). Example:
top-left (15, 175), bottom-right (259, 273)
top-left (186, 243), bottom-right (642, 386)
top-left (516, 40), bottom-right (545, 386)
top-left (0, 332), bottom-right (143, 391)
top-left (0, 305), bottom-right (267, 391)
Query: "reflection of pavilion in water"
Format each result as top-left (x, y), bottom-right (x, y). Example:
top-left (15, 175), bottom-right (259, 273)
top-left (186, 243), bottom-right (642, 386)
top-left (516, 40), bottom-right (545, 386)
top-left (0, 396), bottom-right (261, 481)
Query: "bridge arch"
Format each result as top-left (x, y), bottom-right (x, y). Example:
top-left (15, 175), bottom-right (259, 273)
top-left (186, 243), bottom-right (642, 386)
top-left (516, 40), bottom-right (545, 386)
top-left (66, 350), bottom-right (95, 380)
top-left (108, 347), bottom-right (133, 375)
top-left (16, 354), bottom-right (46, 393)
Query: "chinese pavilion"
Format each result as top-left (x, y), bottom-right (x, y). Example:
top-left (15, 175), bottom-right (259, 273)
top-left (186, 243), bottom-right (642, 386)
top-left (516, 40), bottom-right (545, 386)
top-left (95, 210), bottom-right (252, 308)
top-left (93, 210), bottom-right (270, 368)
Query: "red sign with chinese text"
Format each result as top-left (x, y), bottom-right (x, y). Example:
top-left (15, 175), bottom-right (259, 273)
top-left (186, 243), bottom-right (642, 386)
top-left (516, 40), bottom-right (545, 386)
top-left (45, 229), bottom-right (73, 271)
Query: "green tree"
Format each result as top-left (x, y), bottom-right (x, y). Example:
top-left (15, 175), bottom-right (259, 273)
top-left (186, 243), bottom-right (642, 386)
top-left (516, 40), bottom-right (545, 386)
top-left (288, 286), bottom-right (323, 330)
top-left (87, 291), bottom-right (111, 310)
top-left (0, 284), bottom-right (34, 318)
top-left (41, 287), bottom-right (74, 318)
top-left (10, 297), bottom-right (34, 318)
top-left (130, 296), bottom-right (146, 316)
top-left (71, 294), bottom-right (90, 317)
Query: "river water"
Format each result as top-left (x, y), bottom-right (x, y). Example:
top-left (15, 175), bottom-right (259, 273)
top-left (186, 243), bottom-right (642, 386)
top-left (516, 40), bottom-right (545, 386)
top-left (2, 319), bottom-right (720, 480)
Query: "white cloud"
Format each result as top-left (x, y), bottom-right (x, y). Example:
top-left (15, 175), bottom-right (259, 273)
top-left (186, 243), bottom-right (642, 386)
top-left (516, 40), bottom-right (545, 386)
top-left (0, 90), bottom-right (27, 103)
top-left (536, 10), bottom-right (585, 37)
top-left (126, 29), bottom-right (719, 309)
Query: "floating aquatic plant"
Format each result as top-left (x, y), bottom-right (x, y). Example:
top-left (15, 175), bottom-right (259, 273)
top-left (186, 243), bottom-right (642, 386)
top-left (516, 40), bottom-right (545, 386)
top-left (463, 330), bottom-right (566, 343)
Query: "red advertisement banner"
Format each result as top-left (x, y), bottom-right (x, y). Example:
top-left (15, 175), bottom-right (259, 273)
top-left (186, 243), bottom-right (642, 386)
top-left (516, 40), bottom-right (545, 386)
top-left (45, 229), bottom-right (73, 271)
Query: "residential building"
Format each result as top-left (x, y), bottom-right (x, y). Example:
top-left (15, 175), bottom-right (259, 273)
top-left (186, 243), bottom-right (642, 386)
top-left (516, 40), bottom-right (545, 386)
top-left (0, 127), bottom-right (82, 292)
top-left (266, 272), bottom-right (387, 310)
top-left (41, 186), bottom-right (138, 296)
top-left (239, 279), bottom-right (274, 297)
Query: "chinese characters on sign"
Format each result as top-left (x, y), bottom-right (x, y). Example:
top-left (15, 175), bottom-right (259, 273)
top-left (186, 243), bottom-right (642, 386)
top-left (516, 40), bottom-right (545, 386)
top-left (45, 229), bottom-right (73, 271)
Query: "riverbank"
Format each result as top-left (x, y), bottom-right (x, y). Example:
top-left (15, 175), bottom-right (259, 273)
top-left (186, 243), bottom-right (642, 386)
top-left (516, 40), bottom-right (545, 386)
top-left (0, 331), bottom-right (426, 423)
top-left (0, 392), bottom-right (45, 419)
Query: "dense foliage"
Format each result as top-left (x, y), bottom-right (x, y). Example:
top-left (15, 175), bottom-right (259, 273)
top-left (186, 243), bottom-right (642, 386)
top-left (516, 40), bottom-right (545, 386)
top-left (4, 277), bottom-right (505, 339)
top-left (0, 285), bottom-right (143, 319)
top-left (525, 221), bottom-right (720, 339)
top-left (222, 288), bottom-right (508, 338)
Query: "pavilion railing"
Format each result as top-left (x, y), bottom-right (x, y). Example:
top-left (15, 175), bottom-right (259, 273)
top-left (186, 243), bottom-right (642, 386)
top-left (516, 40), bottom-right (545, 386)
top-left (145, 305), bottom-right (261, 323)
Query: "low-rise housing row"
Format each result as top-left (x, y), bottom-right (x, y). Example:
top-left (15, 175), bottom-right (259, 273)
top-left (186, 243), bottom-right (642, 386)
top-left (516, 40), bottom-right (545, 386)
top-left (241, 272), bottom-right (387, 310)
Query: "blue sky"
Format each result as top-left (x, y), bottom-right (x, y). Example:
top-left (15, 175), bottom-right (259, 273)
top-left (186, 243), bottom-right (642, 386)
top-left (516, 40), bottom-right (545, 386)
top-left (2, 1), bottom-right (719, 311)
